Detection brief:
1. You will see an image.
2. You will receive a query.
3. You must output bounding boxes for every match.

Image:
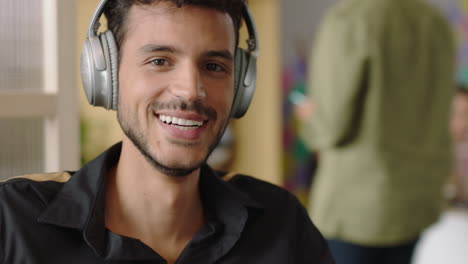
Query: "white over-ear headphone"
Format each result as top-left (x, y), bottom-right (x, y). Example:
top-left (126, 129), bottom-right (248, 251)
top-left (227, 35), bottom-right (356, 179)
top-left (80, 0), bottom-right (258, 118)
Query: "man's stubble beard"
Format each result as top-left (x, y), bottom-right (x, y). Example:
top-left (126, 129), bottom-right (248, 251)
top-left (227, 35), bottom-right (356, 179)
top-left (117, 104), bottom-right (228, 177)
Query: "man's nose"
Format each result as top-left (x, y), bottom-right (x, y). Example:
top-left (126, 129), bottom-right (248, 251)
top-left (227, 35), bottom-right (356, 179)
top-left (170, 63), bottom-right (206, 101)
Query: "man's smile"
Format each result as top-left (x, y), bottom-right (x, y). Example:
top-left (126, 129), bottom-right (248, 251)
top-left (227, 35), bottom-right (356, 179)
top-left (158, 114), bottom-right (205, 130)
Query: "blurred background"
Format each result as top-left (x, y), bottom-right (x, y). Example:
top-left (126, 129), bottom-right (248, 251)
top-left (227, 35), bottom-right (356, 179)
top-left (2, 0), bottom-right (468, 262)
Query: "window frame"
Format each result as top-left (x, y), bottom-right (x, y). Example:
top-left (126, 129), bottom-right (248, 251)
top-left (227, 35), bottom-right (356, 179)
top-left (0, 0), bottom-right (80, 173)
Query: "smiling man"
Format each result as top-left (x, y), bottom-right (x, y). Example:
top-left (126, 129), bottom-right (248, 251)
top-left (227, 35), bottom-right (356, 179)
top-left (0, 1), bottom-right (334, 263)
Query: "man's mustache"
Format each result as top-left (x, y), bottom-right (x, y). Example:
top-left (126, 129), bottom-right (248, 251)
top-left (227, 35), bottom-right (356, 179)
top-left (150, 100), bottom-right (217, 120)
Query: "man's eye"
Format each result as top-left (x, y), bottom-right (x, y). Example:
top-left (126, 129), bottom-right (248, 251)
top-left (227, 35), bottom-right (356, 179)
top-left (206, 63), bottom-right (224, 72)
top-left (151, 59), bottom-right (167, 66)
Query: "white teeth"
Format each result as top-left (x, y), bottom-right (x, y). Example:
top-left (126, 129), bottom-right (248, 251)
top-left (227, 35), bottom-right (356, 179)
top-left (159, 115), bottom-right (203, 127)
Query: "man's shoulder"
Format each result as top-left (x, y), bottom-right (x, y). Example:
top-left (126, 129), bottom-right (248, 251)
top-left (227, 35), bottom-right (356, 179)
top-left (1, 171), bottom-right (72, 185)
top-left (223, 173), bottom-right (289, 194)
top-left (220, 173), bottom-right (336, 263)
top-left (0, 172), bottom-right (72, 207)
top-left (222, 173), bottom-right (302, 210)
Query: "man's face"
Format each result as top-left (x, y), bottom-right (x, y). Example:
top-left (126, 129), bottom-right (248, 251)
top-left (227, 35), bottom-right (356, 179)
top-left (451, 92), bottom-right (468, 142)
top-left (117, 2), bottom-right (236, 176)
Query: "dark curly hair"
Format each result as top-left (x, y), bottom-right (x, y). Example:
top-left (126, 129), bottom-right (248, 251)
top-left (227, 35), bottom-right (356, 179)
top-left (104, 0), bottom-right (246, 53)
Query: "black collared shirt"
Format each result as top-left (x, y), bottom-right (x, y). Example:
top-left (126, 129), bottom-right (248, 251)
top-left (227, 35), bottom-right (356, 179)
top-left (0, 143), bottom-right (334, 263)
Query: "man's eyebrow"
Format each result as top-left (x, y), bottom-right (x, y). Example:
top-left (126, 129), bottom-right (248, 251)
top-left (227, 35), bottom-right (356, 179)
top-left (203, 50), bottom-right (234, 61)
top-left (139, 44), bottom-right (233, 61)
top-left (139, 44), bottom-right (181, 54)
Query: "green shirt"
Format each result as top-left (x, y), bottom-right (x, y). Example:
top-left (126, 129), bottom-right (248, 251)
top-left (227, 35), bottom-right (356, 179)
top-left (302, 0), bottom-right (456, 246)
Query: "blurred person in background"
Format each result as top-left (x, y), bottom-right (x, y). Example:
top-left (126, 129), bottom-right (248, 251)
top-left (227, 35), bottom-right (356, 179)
top-left (294, 0), bottom-right (456, 263)
top-left (411, 85), bottom-right (468, 264)
top-left (448, 85), bottom-right (468, 204)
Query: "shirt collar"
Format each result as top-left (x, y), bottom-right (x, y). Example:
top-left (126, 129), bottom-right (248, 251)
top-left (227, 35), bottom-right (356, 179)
top-left (38, 142), bottom-right (263, 261)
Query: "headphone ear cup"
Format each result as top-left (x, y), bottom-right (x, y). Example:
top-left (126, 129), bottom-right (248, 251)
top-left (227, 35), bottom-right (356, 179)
top-left (103, 31), bottom-right (119, 110)
top-left (79, 30), bottom-right (118, 110)
top-left (231, 47), bottom-right (257, 118)
top-left (80, 37), bottom-right (101, 106)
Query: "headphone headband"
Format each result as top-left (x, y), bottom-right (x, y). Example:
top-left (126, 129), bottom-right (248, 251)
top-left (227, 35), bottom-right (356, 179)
top-left (242, 5), bottom-right (258, 56)
top-left (87, 0), bottom-right (108, 38)
top-left (87, 0), bottom-right (258, 53)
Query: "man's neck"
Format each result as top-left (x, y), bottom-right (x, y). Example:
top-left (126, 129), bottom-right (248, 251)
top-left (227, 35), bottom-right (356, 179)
top-left (105, 140), bottom-right (205, 263)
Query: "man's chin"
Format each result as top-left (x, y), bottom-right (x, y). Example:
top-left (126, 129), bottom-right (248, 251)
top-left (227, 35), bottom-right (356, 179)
top-left (144, 153), bottom-right (205, 177)
top-left (138, 143), bottom-right (207, 177)
top-left (153, 164), bottom-right (201, 177)
top-left (147, 152), bottom-right (208, 177)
